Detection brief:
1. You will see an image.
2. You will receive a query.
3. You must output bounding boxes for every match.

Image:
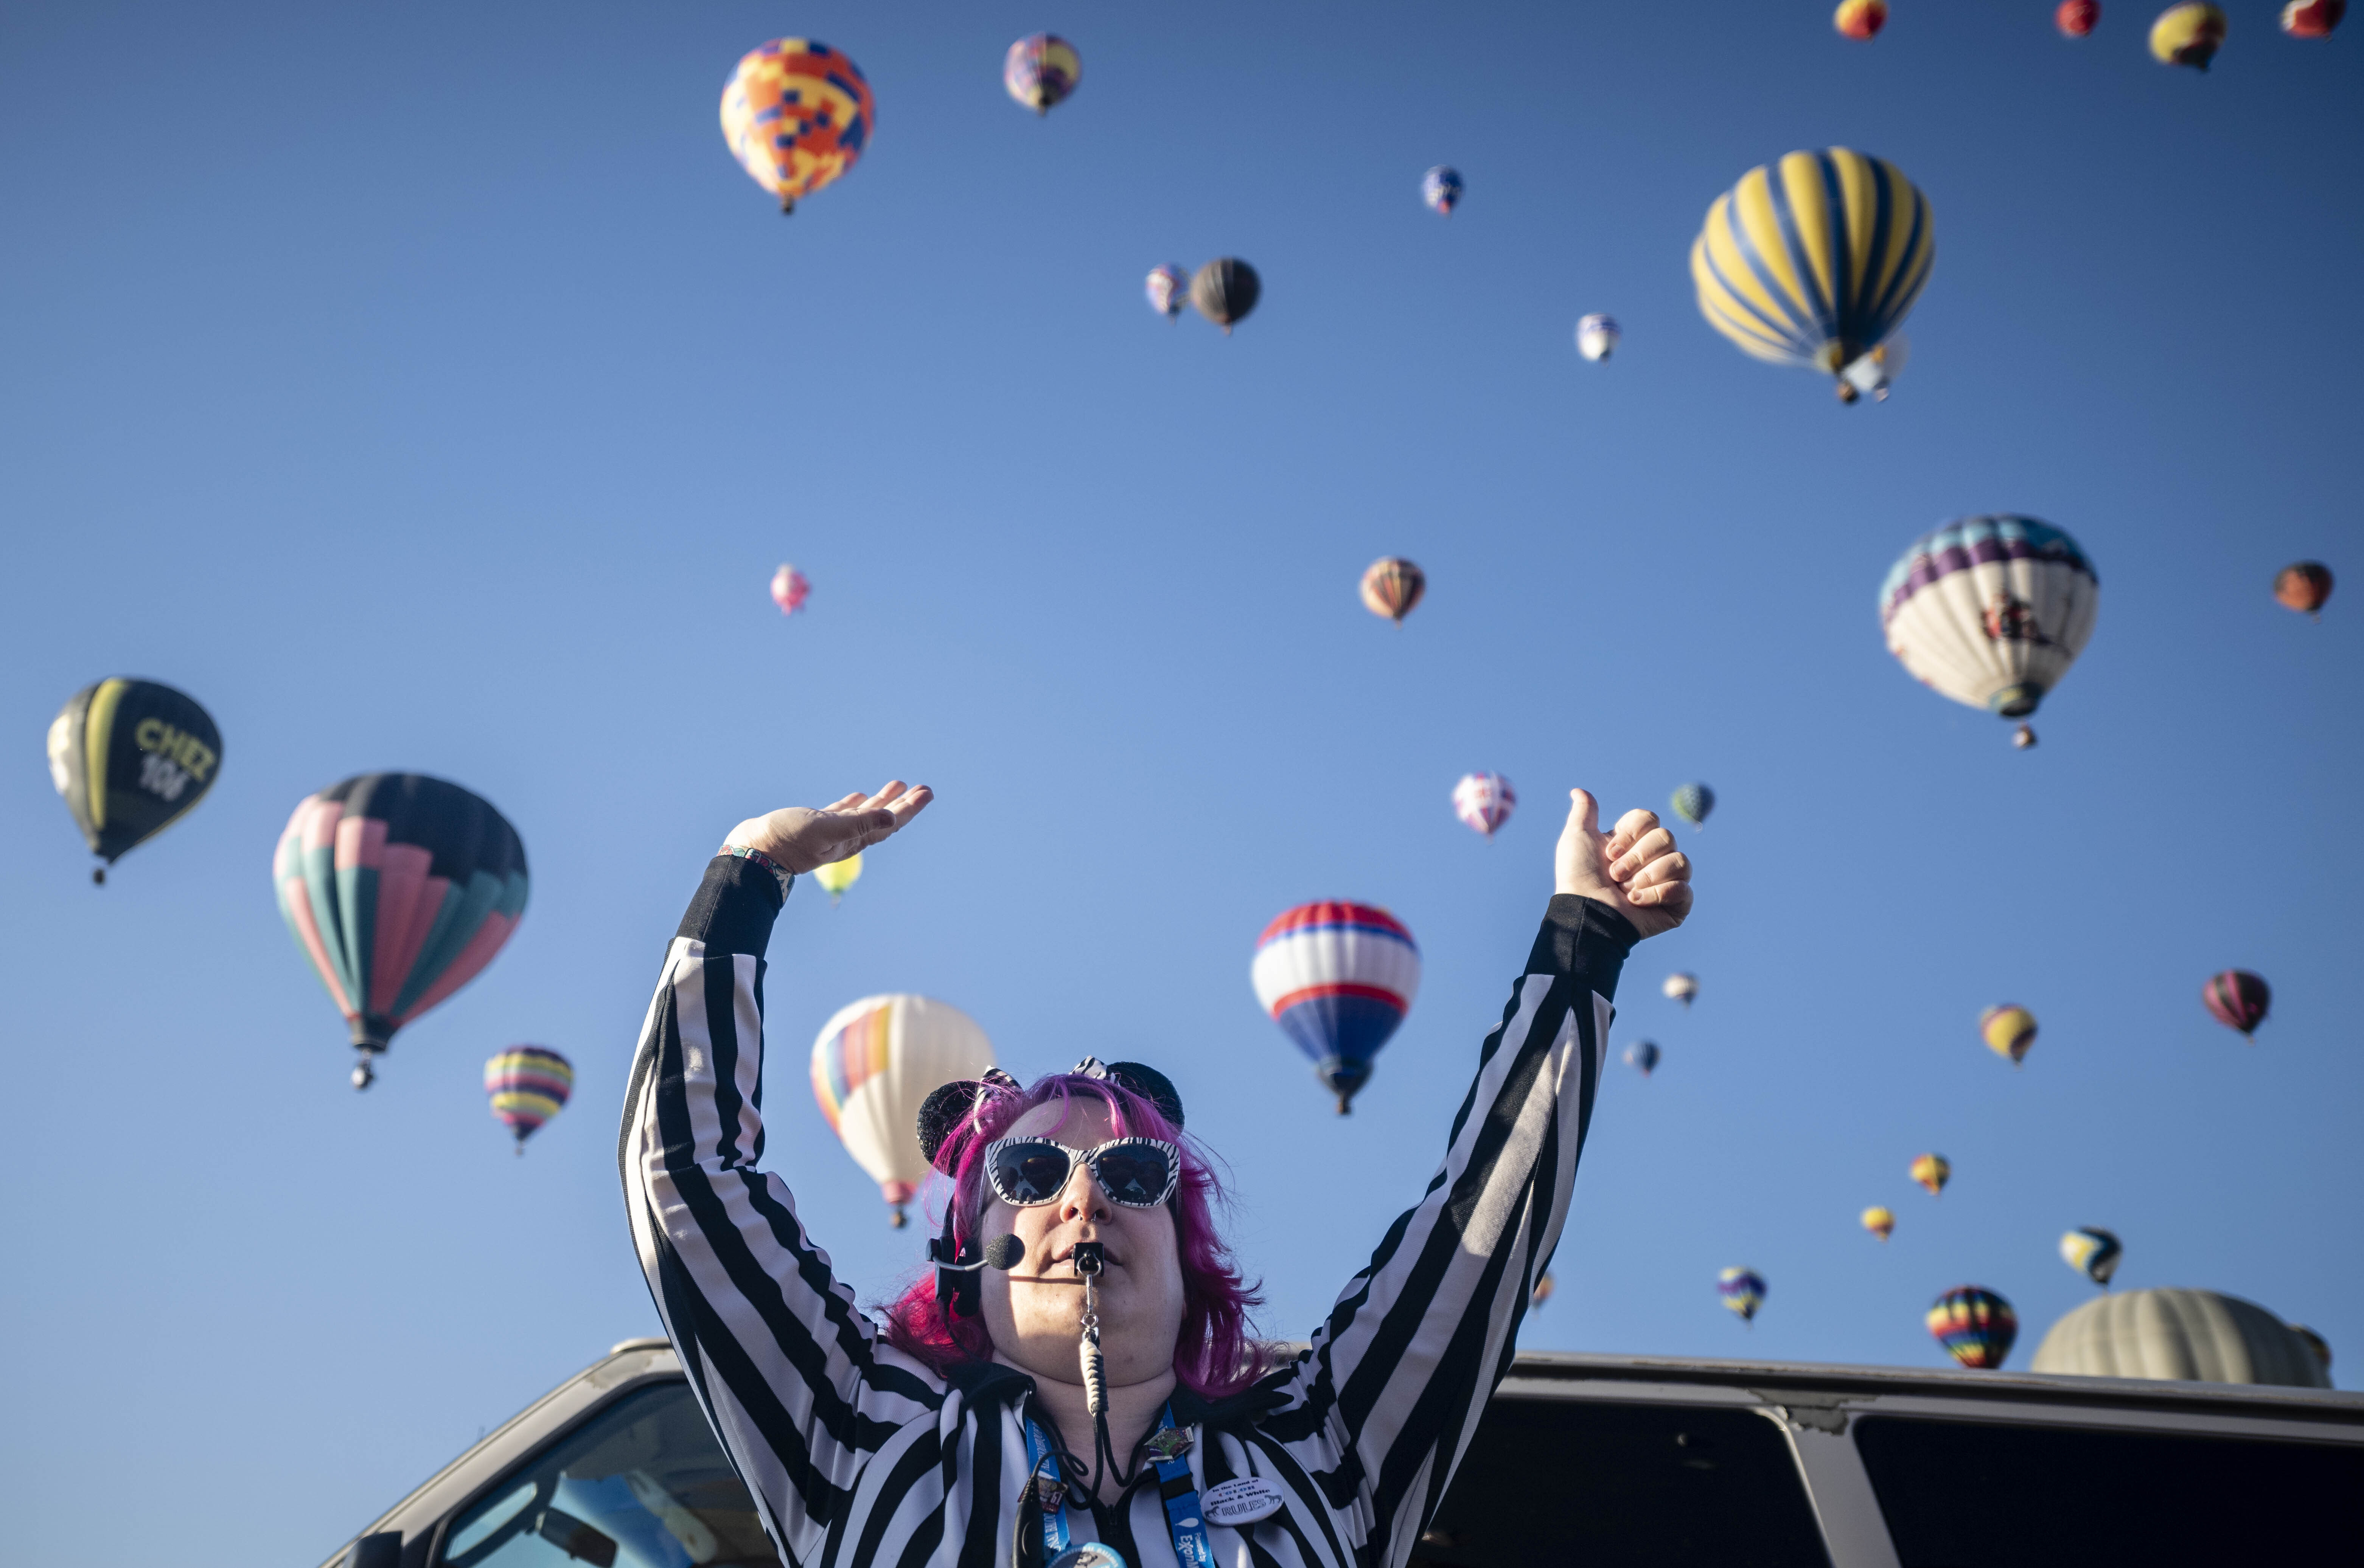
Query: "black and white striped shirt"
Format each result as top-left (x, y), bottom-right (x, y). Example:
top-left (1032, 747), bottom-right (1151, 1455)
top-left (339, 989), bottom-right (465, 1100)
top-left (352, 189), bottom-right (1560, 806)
top-left (622, 857), bottom-right (1635, 1568)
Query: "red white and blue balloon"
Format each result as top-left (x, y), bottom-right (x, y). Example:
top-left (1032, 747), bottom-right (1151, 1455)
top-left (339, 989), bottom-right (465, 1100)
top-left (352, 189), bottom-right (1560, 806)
top-left (1251, 901), bottom-right (1420, 1115)
top-left (1422, 165), bottom-right (1464, 215)
top-left (1452, 772), bottom-right (1516, 837)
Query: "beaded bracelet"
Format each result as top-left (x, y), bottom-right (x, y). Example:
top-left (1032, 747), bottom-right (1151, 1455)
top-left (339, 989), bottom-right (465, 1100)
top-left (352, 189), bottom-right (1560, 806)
top-left (719, 843), bottom-right (796, 901)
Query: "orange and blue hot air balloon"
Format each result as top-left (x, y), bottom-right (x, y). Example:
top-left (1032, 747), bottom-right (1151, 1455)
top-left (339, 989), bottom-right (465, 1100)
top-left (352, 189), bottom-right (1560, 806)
top-left (1927, 1285), bottom-right (2017, 1368)
top-left (721, 40), bottom-right (876, 214)
top-left (1251, 902), bottom-right (1420, 1114)
top-left (274, 774), bottom-right (530, 1089)
top-left (485, 1046), bottom-right (574, 1153)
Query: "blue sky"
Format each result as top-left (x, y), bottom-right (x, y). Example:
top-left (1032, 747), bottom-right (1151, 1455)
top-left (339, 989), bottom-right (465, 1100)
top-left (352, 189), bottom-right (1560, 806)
top-left (2, 3), bottom-right (2358, 1562)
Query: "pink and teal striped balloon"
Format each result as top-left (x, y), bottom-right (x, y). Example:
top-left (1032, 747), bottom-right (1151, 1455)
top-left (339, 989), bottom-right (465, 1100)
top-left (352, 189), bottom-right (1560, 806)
top-left (485, 1046), bottom-right (573, 1153)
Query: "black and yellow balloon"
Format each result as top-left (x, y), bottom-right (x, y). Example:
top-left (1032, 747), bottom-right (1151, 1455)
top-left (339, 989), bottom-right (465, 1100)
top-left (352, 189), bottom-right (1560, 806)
top-left (47, 678), bottom-right (223, 883)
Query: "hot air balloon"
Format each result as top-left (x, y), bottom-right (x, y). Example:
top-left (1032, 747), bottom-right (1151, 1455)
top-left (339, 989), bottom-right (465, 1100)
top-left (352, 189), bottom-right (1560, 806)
top-left (1839, 334), bottom-right (1908, 402)
top-left (1004, 33), bottom-right (1080, 113)
top-left (1532, 1272), bottom-right (1556, 1309)
top-left (1452, 772), bottom-right (1516, 838)
top-left (1145, 265), bottom-right (1187, 320)
top-left (1719, 1267), bottom-right (1766, 1324)
top-left (1836, 0), bottom-right (1888, 39)
top-left (48, 678), bottom-right (222, 885)
top-left (2274, 562), bottom-right (2332, 618)
top-left (1910, 1152), bottom-right (1951, 1197)
top-left (2058, 0), bottom-right (2102, 34)
top-left (1881, 515), bottom-right (2099, 745)
top-left (2150, 3), bottom-right (2226, 68)
top-left (273, 774), bottom-right (530, 1089)
top-left (2061, 1226), bottom-right (2123, 1289)
top-left (2036, 1289), bottom-right (2329, 1386)
top-left (1360, 557), bottom-right (1425, 624)
top-left (1980, 1004), bottom-right (2037, 1067)
top-left (1692, 148), bottom-right (1933, 402)
top-left (812, 852), bottom-right (862, 906)
top-left (1671, 783), bottom-right (1714, 827)
top-left (2284, 0), bottom-right (2345, 36)
top-left (1191, 259), bottom-right (1260, 334)
top-left (1422, 166), bottom-right (1464, 216)
top-left (721, 39), bottom-right (876, 214)
top-left (771, 564), bottom-right (810, 615)
top-left (2202, 969), bottom-right (2270, 1039)
top-left (1664, 972), bottom-right (1699, 1008)
top-left (1624, 1040), bottom-right (1661, 1077)
top-left (1251, 901), bottom-right (1421, 1114)
top-left (1928, 1286), bottom-right (2017, 1369)
top-left (1862, 1205), bottom-right (1896, 1242)
top-left (2291, 1324), bottom-right (2333, 1375)
top-left (485, 1046), bottom-right (573, 1154)
top-left (812, 994), bottom-right (995, 1227)
top-left (1575, 314), bottom-right (1620, 362)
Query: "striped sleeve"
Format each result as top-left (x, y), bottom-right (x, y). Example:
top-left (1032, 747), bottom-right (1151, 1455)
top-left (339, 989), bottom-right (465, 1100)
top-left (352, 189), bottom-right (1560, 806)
top-left (1260, 894), bottom-right (1635, 1568)
top-left (620, 855), bottom-right (947, 1566)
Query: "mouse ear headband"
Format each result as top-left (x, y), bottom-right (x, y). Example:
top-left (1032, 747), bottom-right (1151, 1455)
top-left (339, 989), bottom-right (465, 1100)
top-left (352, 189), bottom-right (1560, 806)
top-left (914, 1058), bottom-right (1187, 1174)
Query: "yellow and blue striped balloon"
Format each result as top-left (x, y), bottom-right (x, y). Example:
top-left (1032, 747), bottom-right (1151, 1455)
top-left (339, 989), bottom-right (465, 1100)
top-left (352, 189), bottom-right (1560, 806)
top-left (1691, 148), bottom-right (1933, 393)
top-left (485, 1046), bottom-right (573, 1153)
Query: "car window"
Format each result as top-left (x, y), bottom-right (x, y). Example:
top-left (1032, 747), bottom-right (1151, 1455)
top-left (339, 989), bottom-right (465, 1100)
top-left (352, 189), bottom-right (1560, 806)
top-left (1410, 1398), bottom-right (1831, 1568)
top-left (436, 1382), bottom-right (782, 1568)
top-left (1854, 1413), bottom-right (2364, 1565)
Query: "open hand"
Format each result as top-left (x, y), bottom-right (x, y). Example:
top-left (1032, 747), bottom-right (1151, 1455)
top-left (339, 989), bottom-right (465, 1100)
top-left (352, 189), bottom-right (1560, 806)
top-left (1554, 788), bottom-right (1693, 939)
top-left (725, 781), bottom-right (934, 875)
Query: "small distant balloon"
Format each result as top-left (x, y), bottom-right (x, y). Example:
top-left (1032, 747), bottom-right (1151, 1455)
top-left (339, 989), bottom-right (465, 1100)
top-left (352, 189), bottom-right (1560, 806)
top-left (812, 852), bottom-right (862, 906)
top-left (1422, 166), bottom-right (1464, 216)
top-left (485, 1046), bottom-right (574, 1153)
top-left (1452, 772), bottom-right (1516, 838)
top-left (2202, 969), bottom-right (2271, 1040)
top-left (2058, 0), bottom-right (2102, 34)
top-left (1910, 1152), bottom-right (1951, 1197)
top-left (1575, 314), bottom-right (1620, 362)
top-left (1980, 1004), bottom-right (2038, 1067)
top-left (1624, 1040), bottom-right (1661, 1077)
top-left (1664, 972), bottom-right (1699, 1008)
top-left (1532, 1272), bottom-right (1556, 1309)
top-left (1862, 1205), bottom-right (1896, 1242)
top-left (1719, 1267), bottom-right (1766, 1324)
top-left (721, 40), bottom-right (875, 214)
top-left (2282, 0), bottom-right (2344, 37)
top-left (1360, 557), bottom-right (1426, 625)
top-left (2274, 562), bottom-right (2333, 619)
top-left (1191, 259), bottom-right (1260, 334)
top-left (1145, 265), bottom-right (1187, 320)
top-left (2060, 1226), bottom-right (2123, 1289)
top-left (1004, 34), bottom-right (1081, 113)
top-left (771, 564), bottom-right (810, 616)
top-left (1927, 1286), bottom-right (2017, 1369)
top-left (1835, 0), bottom-right (1889, 39)
top-left (2150, 3), bottom-right (2226, 68)
top-left (1671, 782), bottom-right (1714, 827)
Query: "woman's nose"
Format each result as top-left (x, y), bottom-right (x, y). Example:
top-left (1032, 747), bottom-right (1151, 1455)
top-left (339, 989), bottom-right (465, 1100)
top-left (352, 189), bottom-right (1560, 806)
top-left (1057, 1163), bottom-right (1108, 1223)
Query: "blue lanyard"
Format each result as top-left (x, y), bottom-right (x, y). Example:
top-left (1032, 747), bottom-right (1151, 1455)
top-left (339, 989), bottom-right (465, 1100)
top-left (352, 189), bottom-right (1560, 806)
top-left (1023, 1405), bottom-right (1214, 1568)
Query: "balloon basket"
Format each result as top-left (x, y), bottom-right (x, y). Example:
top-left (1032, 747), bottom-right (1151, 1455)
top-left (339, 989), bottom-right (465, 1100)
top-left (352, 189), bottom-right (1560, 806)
top-left (92, 866), bottom-right (106, 886)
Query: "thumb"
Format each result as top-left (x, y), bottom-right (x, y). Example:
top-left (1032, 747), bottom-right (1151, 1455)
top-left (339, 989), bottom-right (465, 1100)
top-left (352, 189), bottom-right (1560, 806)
top-left (1566, 787), bottom-right (1600, 838)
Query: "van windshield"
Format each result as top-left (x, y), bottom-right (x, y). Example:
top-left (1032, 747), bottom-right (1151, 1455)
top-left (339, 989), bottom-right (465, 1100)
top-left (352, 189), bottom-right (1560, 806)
top-left (437, 1383), bottom-right (782, 1568)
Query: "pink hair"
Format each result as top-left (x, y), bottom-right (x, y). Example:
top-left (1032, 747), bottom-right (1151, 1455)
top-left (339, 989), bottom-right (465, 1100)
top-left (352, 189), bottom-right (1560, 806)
top-left (878, 1072), bottom-right (1269, 1397)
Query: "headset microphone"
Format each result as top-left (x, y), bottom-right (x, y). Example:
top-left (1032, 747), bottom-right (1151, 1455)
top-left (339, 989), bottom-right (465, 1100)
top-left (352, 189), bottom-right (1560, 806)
top-left (937, 1233), bottom-right (1026, 1273)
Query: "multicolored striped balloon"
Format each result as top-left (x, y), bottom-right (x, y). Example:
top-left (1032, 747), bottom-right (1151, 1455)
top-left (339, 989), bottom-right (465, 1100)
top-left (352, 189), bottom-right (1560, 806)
top-left (1422, 165), bottom-right (1464, 215)
top-left (1691, 148), bottom-right (1933, 399)
top-left (1251, 902), bottom-right (1421, 1114)
top-left (2202, 969), bottom-right (2271, 1039)
top-left (721, 39), bottom-right (875, 214)
top-left (1360, 557), bottom-right (1425, 624)
top-left (1910, 1151), bottom-right (1951, 1196)
top-left (1980, 1004), bottom-right (2038, 1066)
top-left (2061, 1226), bottom-right (2123, 1288)
top-left (1004, 33), bottom-right (1081, 113)
top-left (812, 994), bottom-right (995, 1226)
top-left (485, 1046), bottom-right (574, 1153)
top-left (274, 775), bottom-right (529, 1089)
top-left (1928, 1285), bottom-right (2017, 1368)
top-left (1719, 1267), bottom-right (1767, 1324)
top-left (1881, 515), bottom-right (2099, 733)
top-left (1452, 772), bottom-right (1516, 838)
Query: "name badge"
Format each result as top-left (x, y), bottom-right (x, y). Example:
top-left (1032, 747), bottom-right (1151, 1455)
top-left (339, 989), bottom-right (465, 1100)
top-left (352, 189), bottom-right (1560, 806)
top-left (1201, 1477), bottom-right (1285, 1526)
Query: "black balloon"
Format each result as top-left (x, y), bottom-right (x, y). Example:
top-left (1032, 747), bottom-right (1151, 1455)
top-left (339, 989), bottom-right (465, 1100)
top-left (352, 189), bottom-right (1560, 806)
top-left (1191, 258), bottom-right (1261, 333)
top-left (48, 679), bottom-right (223, 880)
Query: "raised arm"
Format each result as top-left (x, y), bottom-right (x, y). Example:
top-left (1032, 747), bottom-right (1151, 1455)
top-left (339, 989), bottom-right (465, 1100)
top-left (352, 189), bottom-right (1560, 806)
top-left (619, 784), bottom-right (936, 1563)
top-left (1260, 789), bottom-right (1691, 1568)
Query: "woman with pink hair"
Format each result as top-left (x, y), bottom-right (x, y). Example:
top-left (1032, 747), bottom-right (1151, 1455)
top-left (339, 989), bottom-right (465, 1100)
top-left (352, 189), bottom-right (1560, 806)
top-left (622, 780), bottom-right (1691, 1568)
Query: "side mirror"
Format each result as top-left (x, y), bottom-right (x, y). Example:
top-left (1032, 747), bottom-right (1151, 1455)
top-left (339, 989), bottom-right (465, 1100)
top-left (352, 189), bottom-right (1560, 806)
top-left (345, 1533), bottom-right (403, 1568)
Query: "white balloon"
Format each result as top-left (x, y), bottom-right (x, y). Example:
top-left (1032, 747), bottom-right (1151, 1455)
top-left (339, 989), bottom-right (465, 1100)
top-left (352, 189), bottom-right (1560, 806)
top-left (1576, 313), bottom-right (1620, 362)
top-left (811, 994), bottom-right (995, 1225)
top-left (1881, 516), bottom-right (2099, 722)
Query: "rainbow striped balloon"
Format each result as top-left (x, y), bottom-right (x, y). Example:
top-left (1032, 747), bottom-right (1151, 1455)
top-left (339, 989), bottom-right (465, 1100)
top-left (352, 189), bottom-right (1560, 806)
top-left (1251, 902), bottom-right (1420, 1115)
top-left (485, 1046), bottom-right (573, 1153)
top-left (1927, 1285), bottom-right (2017, 1369)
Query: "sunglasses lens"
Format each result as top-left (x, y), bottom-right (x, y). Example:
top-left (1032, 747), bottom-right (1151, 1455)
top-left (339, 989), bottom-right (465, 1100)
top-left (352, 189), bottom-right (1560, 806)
top-left (992, 1142), bottom-right (1071, 1205)
top-left (1094, 1145), bottom-right (1175, 1206)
